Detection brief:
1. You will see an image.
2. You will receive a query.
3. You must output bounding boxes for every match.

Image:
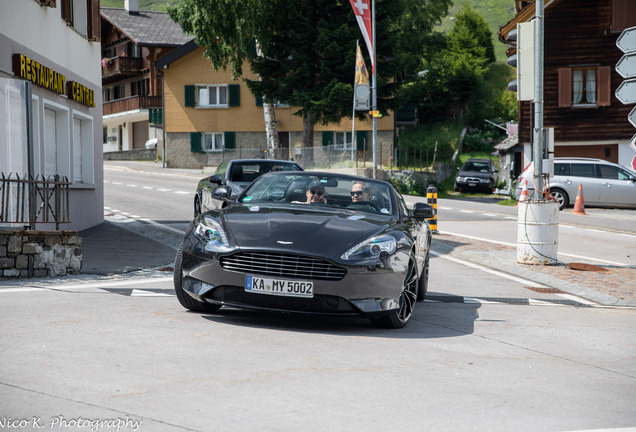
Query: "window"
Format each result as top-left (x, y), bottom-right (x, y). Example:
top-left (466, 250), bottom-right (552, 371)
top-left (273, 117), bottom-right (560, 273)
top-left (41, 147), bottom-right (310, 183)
top-left (197, 85), bottom-right (228, 107)
top-left (570, 163), bottom-right (596, 178)
top-left (72, 111), bottom-right (94, 184)
top-left (572, 68), bottom-right (596, 105)
top-left (43, 100), bottom-right (70, 180)
top-left (599, 165), bottom-right (633, 180)
top-left (334, 132), bottom-right (353, 150)
top-left (61, 0), bottom-right (100, 40)
top-left (558, 66), bottom-right (611, 108)
top-left (203, 133), bottom-right (224, 152)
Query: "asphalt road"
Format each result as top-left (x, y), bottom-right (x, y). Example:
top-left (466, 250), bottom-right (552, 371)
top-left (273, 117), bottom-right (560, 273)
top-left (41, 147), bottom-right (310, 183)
top-left (0, 162), bottom-right (633, 432)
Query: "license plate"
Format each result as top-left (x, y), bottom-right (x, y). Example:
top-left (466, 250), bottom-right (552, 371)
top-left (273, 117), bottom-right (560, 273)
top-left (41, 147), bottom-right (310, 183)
top-left (468, 183), bottom-right (477, 187)
top-left (245, 276), bottom-right (314, 298)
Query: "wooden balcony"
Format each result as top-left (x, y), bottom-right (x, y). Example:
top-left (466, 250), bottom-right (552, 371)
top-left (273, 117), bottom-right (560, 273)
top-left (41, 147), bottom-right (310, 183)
top-left (103, 96), bottom-right (162, 116)
top-left (102, 56), bottom-right (144, 83)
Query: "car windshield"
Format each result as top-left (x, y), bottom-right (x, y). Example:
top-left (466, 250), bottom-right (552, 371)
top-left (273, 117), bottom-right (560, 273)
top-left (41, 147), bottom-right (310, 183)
top-left (463, 161), bottom-right (491, 173)
top-left (239, 173), bottom-right (395, 215)
top-left (228, 162), bottom-right (302, 183)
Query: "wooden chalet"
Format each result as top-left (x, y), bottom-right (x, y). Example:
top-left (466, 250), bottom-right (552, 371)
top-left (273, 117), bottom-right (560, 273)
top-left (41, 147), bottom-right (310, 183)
top-left (499, 0), bottom-right (636, 171)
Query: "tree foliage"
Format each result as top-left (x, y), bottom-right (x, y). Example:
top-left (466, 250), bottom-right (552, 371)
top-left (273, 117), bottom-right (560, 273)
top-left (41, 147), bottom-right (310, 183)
top-left (168, 0), bottom-right (453, 145)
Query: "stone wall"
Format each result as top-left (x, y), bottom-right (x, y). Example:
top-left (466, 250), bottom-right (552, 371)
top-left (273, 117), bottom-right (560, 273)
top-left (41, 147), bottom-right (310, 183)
top-left (0, 230), bottom-right (83, 278)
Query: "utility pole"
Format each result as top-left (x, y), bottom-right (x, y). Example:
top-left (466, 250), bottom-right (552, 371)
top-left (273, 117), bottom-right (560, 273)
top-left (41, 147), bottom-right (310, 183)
top-left (532, 0), bottom-right (545, 197)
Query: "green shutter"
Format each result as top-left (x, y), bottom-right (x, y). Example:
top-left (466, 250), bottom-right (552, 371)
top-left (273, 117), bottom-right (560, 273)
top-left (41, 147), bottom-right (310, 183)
top-left (190, 132), bottom-right (202, 152)
top-left (148, 109), bottom-right (154, 124)
top-left (224, 131), bottom-right (236, 150)
top-left (322, 131), bottom-right (333, 147)
top-left (356, 131), bottom-right (367, 151)
top-left (229, 84), bottom-right (240, 107)
top-left (157, 108), bottom-right (162, 125)
top-left (255, 96), bottom-right (263, 106)
top-left (185, 85), bottom-right (195, 107)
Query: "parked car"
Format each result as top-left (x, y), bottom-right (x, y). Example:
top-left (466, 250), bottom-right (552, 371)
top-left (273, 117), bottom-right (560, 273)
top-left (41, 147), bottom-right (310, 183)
top-left (194, 159), bottom-right (303, 216)
top-left (175, 171), bottom-right (435, 329)
top-left (144, 138), bottom-right (158, 149)
top-left (454, 158), bottom-right (498, 193)
top-left (514, 157), bottom-right (636, 210)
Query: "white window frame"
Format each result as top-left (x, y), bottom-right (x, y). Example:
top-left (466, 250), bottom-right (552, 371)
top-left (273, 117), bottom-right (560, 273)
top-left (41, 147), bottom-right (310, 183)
top-left (196, 84), bottom-right (229, 108)
top-left (202, 132), bottom-right (224, 152)
top-left (72, 110), bottom-right (95, 185)
top-left (334, 132), bottom-right (353, 150)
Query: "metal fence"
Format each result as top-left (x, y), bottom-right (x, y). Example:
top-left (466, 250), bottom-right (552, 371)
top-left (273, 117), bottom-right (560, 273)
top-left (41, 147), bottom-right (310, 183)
top-left (0, 173), bottom-right (71, 230)
top-left (203, 142), bottom-right (446, 172)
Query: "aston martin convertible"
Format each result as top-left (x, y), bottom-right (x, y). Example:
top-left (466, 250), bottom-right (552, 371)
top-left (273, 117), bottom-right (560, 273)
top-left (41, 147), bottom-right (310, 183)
top-left (174, 171), bottom-right (435, 328)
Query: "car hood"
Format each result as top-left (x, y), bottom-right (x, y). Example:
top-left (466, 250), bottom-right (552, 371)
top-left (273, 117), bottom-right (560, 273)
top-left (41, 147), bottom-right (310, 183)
top-left (220, 204), bottom-right (391, 258)
top-left (457, 170), bottom-right (492, 179)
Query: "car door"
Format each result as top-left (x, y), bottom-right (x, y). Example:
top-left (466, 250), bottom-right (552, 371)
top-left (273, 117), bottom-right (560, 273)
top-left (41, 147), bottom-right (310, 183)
top-left (597, 164), bottom-right (636, 207)
top-left (561, 162), bottom-right (601, 204)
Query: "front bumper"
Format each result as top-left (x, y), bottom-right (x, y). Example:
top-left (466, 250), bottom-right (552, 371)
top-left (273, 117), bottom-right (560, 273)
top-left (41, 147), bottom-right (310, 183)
top-left (180, 249), bottom-right (407, 316)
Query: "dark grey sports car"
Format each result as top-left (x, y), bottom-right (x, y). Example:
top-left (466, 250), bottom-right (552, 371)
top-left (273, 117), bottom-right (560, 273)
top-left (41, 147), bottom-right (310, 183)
top-left (174, 171), bottom-right (435, 328)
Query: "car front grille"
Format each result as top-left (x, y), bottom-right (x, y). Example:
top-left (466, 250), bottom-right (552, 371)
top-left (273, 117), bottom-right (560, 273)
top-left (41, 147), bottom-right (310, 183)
top-left (220, 252), bottom-right (347, 281)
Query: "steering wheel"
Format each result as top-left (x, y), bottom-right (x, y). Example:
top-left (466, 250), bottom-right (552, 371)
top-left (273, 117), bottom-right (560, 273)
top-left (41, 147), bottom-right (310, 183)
top-left (347, 201), bottom-right (380, 212)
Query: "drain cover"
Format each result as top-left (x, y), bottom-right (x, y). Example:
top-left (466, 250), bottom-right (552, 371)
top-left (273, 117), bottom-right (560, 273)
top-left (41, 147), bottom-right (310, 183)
top-left (568, 263), bottom-right (607, 272)
top-left (525, 287), bottom-right (564, 294)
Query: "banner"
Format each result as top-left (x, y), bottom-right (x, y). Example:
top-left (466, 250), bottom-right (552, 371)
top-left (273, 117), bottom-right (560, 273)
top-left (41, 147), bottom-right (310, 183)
top-left (355, 45), bottom-right (369, 85)
top-left (349, 0), bottom-right (374, 70)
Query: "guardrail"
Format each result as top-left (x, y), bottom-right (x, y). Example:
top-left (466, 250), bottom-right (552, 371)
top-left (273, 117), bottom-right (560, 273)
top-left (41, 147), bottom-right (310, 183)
top-left (0, 173), bottom-right (70, 230)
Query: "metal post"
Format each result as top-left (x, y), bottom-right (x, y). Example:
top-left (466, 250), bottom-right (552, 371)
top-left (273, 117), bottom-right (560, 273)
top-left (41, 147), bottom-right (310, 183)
top-left (532, 0), bottom-right (545, 199)
top-left (426, 185), bottom-right (438, 233)
top-left (371, 0), bottom-right (377, 179)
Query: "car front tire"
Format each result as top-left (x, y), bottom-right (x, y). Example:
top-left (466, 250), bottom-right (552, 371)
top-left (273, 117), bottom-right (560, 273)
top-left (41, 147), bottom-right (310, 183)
top-left (416, 250), bottom-right (430, 302)
top-left (174, 240), bottom-right (222, 313)
top-left (194, 195), bottom-right (201, 217)
top-left (370, 254), bottom-right (418, 329)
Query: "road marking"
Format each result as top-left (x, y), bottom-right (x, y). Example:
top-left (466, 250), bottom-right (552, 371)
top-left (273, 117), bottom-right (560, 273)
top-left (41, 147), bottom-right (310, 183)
top-left (431, 250), bottom-right (548, 288)
top-left (437, 230), bottom-right (629, 267)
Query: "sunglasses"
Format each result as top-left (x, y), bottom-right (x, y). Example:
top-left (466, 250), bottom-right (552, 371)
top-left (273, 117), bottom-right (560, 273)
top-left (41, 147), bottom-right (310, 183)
top-left (350, 191), bottom-right (367, 196)
top-left (310, 188), bottom-right (324, 196)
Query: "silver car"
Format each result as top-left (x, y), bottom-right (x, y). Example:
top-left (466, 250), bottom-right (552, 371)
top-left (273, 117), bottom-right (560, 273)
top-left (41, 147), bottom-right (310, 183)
top-left (515, 157), bottom-right (636, 210)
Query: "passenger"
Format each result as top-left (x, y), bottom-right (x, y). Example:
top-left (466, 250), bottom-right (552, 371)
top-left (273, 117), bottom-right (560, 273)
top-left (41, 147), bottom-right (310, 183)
top-left (293, 184), bottom-right (327, 204)
top-left (350, 181), bottom-right (371, 202)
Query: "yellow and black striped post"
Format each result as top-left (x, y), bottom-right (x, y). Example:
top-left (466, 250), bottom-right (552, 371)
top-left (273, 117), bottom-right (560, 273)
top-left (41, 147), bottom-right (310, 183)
top-left (426, 185), bottom-right (438, 233)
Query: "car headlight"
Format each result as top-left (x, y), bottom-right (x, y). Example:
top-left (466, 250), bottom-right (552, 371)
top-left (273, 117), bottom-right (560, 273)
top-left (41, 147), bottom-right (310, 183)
top-left (194, 216), bottom-right (230, 250)
top-left (341, 235), bottom-right (397, 260)
top-left (456, 176), bottom-right (466, 182)
top-left (480, 178), bottom-right (491, 183)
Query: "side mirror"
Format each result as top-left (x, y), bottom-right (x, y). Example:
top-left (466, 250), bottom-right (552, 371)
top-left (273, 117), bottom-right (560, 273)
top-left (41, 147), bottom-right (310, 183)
top-left (412, 202), bottom-right (435, 220)
top-left (208, 174), bottom-right (223, 184)
top-left (212, 186), bottom-right (233, 202)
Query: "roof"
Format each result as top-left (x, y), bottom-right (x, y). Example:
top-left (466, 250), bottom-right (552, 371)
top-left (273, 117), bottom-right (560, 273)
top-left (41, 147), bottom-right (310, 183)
top-left (494, 134), bottom-right (519, 153)
top-left (101, 7), bottom-right (194, 47)
top-left (155, 39), bottom-right (199, 69)
top-left (498, 0), bottom-right (564, 43)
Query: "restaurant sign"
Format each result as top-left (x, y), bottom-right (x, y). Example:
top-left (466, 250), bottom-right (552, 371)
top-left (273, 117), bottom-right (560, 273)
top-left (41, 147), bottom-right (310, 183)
top-left (12, 53), bottom-right (95, 108)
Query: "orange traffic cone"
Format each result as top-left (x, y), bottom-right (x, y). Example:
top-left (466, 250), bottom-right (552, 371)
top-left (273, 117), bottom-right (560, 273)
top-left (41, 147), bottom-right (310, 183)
top-left (516, 180), bottom-right (528, 207)
top-left (572, 183), bottom-right (587, 215)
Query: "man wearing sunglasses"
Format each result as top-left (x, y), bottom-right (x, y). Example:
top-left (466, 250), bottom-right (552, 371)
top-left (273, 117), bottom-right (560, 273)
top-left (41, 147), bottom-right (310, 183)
top-left (350, 182), bottom-right (371, 202)
top-left (292, 184), bottom-right (328, 204)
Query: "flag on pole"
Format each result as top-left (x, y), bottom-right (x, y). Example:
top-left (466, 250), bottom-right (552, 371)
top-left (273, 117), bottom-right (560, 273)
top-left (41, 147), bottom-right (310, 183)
top-left (355, 44), bottom-right (369, 85)
top-left (349, 0), bottom-right (374, 71)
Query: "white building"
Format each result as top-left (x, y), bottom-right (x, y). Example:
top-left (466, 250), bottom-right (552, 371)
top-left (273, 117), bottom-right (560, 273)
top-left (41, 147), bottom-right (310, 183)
top-left (0, 0), bottom-right (103, 231)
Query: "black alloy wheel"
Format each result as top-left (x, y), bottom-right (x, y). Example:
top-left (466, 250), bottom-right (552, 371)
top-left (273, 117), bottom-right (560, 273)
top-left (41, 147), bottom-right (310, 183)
top-left (370, 254), bottom-right (418, 329)
top-left (173, 240), bottom-right (222, 313)
top-left (416, 250), bottom-right (430, 302)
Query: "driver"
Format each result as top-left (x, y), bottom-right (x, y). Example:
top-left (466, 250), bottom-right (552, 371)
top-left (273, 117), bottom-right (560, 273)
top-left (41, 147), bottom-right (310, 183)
top-left (292, 184), bottom-right (327, 204)
top-left (350, 182), bottom-right (371, 202)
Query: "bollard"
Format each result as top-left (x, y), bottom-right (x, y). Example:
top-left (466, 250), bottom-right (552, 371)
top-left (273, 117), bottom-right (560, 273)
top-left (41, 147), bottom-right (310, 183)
top-left (426, 184), bottom-right (438, 233)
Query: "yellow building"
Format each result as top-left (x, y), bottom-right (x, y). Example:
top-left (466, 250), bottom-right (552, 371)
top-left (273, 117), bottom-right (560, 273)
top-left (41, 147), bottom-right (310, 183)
top-left (156, 41), bottom-right (395, 169)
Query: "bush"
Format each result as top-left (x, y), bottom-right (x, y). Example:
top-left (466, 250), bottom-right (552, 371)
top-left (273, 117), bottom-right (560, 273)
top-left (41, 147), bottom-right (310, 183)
top-left (387, 170), bottom-right (436, 196)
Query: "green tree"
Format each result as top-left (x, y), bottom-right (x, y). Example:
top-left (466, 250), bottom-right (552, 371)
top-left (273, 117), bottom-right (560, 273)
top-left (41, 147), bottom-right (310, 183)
top-left (168, 0), bottom-right (452, 151)
top-left (414, 5), bottom-right (497, 125)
